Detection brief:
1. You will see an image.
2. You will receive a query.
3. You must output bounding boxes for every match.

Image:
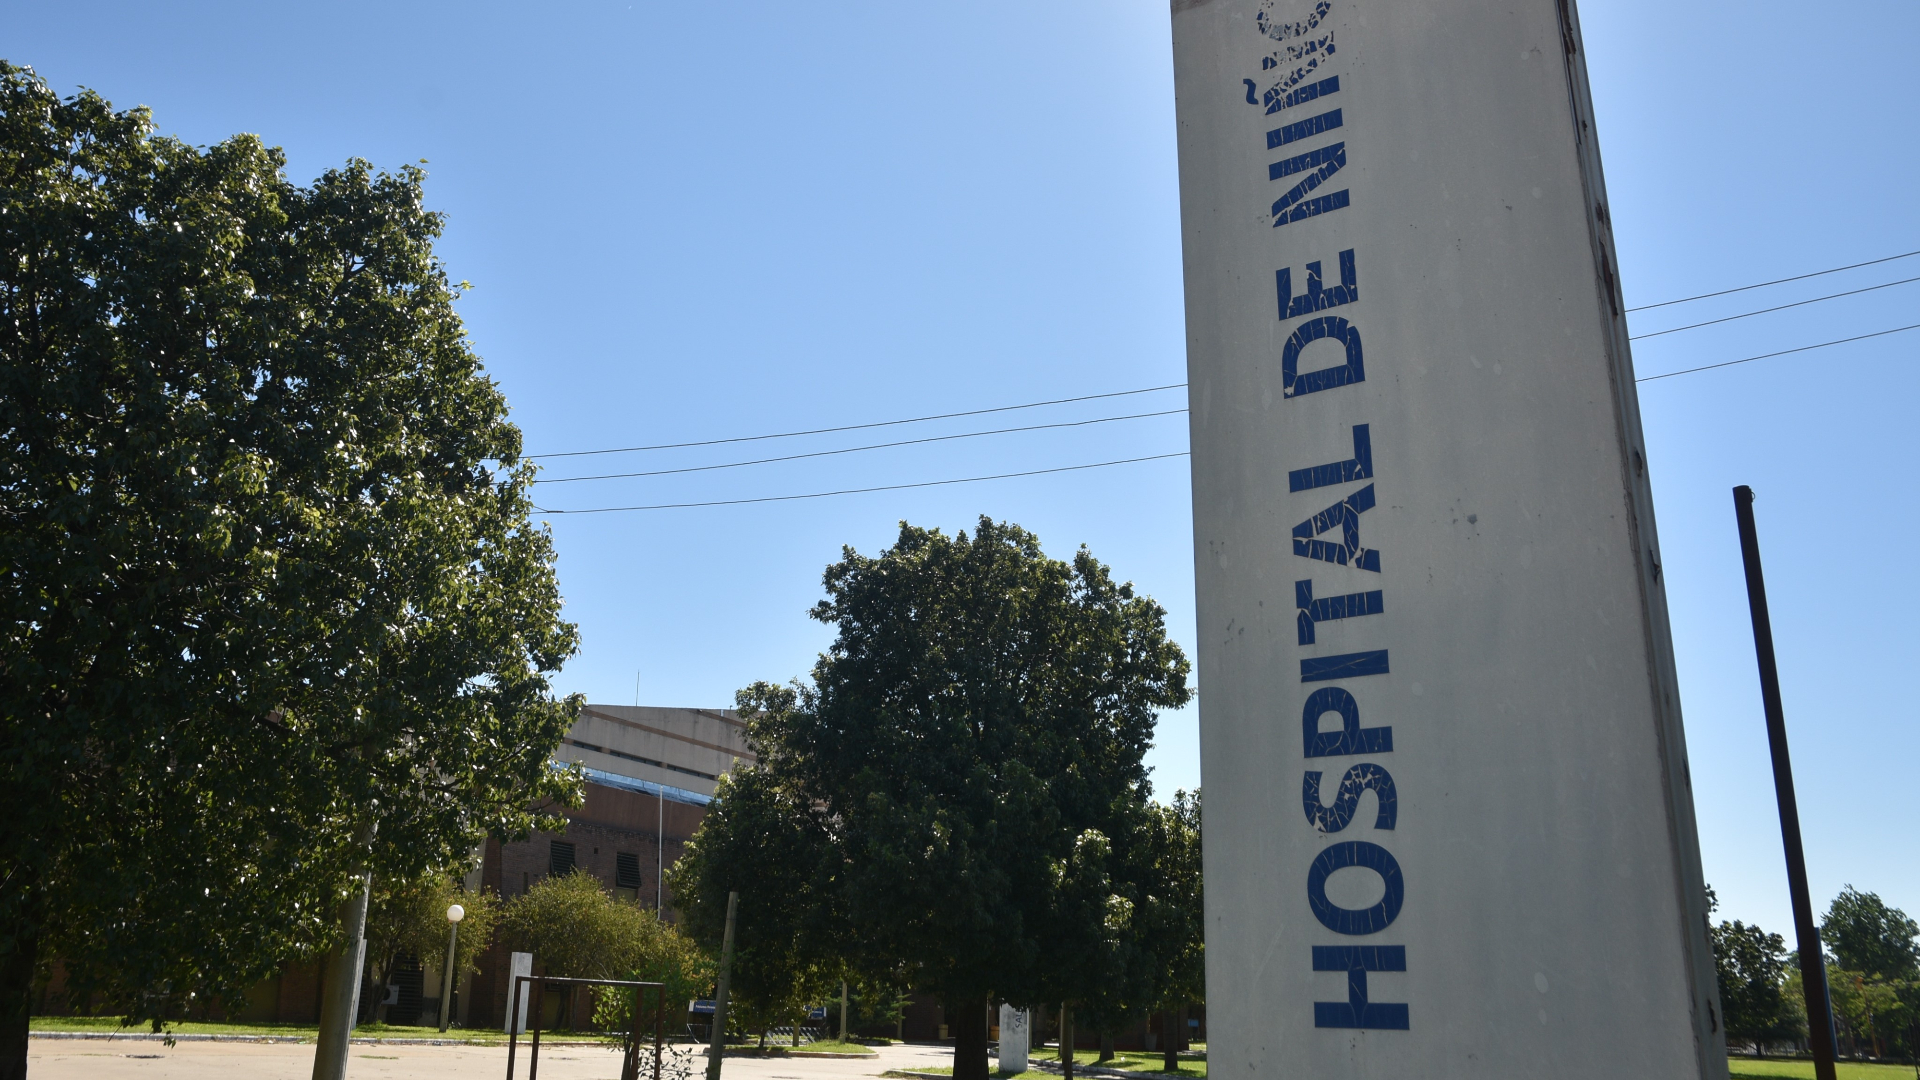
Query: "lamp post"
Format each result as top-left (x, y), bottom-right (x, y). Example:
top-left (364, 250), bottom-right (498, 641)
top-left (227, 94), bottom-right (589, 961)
top-left (439, 903), bottom-right (466, 1033)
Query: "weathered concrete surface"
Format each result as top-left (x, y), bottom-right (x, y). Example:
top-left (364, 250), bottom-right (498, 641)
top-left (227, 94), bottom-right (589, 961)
top-left (26, 1035), bottom-right (935, 1080)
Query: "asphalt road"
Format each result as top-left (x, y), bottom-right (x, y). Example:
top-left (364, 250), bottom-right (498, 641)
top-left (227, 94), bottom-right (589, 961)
top-left (26, 1036), bottom-right (959, 1080)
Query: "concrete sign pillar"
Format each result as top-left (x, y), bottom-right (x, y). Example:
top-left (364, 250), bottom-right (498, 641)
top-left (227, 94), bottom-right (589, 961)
top-left (998, 1005), bottom-right (1030, 1074)
top-left (1168, 1), bottom-right (1726, 1077)
top-left (505, 952), bottom-right (533, 1035)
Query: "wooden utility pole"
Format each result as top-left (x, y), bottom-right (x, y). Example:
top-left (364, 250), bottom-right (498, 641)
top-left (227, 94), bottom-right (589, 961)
top-left (705, 892), bottom-right (739, 1080)
top-left (1059, 1004), bottom-right (1073, 1080)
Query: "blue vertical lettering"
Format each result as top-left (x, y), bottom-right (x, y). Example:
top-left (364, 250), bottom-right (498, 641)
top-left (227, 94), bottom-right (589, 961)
top-left (1267, 108), bottom-right (1343, 150)
top-left (1301, 686), bottom-right (1392, 758)
top-left (1270, 143), bottom-right (1349, 227)
top-left (1276, 249), bottom-right (1359, 321)
top-left (1293, 484), bottom-right (1380, 571)
top-left (1261, 74), bottom-right (1340, 115)
top-left (1282, 316), bottom-right (1364, 398)
top-left (1312, 946), bottom-right (1410, 1029)
top-left (1288, 424), bottom-right (1372, 492)
top-left (1302, 762), bottom-right (1397, 832)
top-left (1297, 579), bottom-right (1384, 645)
top-left (1301, 650), bottom-right (1391, 683)
top-left (1306, 841), bottom-right (1405, 935)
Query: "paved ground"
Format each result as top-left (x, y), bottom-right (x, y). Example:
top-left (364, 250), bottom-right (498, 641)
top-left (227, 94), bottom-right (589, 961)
top-left (26, 1036), bottom-right (957, 1080)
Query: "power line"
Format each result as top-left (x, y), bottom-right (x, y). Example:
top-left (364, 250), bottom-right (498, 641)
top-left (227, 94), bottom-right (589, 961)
top-left (535, 408), bottom-right (1186, 484)
top-left (523, 248), bottom-right (1920, 469)
top-left (526, 383), bottom-right (1187, 460)
top-left (1624, 248), bottom-right (1920, 313)
top-left (536, 326), bottom-right (1916, 510)
top-left (1629, 275), bottom-right (1920, 341)
top-left (1636, 323), bottom-right (1920, 383)
top-left (533, 452), bottom-right (1191, 514)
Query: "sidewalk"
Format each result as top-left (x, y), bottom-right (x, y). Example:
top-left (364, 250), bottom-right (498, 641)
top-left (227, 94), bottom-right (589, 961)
top-left (25, 1034), bottom-right (953, 1080)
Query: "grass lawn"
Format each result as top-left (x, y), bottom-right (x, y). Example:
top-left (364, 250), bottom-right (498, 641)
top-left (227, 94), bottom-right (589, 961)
top-left (879, 1060), bottom-right (1052, 1068)
top-left (793, 1040), bottom-right (879, 1055)
top-left (1728, 1058), bottom-right (1917, 1080)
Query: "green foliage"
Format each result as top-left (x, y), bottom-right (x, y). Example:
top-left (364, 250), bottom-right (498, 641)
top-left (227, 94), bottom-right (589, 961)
top-left (363, 875), bottom-right (499, 1009)
top-left (0, 59), bottom-right (580, 1047)
top-left (844, 975), bottom-right (911, 1033)
top-left (1823, 888), bottom-right (1920, 982)
top-left (677, 518), bottom-right (1190, 1077)
top-left (666, 761), bottom-right (843, 1035)
top-left (502, 871), bottom-right (656, 980)
top-left (1141, 791), bottom-right (1204, 1011)
top-left (1707, 889), bottom-right (1799, 1053)
top-left (1824, 965), bottom-right (1917, 1061)
top-left (1813, 887), bottom-right (1920, 1060)
top-left (589, 914), bottom-right (713, 1050)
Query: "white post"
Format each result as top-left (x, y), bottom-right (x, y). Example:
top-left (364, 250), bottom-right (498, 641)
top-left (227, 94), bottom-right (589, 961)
top-left (506, 952), bottom-right (534, 1035)
top-left (997, 1005), bottom-right (1029, 1074)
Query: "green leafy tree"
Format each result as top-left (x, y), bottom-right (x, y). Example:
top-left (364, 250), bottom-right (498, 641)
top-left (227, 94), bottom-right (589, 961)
top-left (667, 755), bottom-right (844, 1042)
top-left (1827, 965), bottom-right (1907, 1060)
top-left (692, 518), bottom-right (1190, 1080)
top-left (1823, 887), bottom-right (1920, 981)
top-left (504, 870), bottom-right (700, 1030)
top-left (591, 912), bottom-right (714, 1058)
top-left (1043, 790), bottom-right (1203, 1064)
top-left (0, 63), bottom-right (579, 1077)
top-left (363, 876), bottom-right (499, 1023)
top-left (503, 871), bottom-right (655, 984)
top-left (1142, 791), bottom-right (1203, 1070)
top-left (844, 974), bottom-right (911, 1037)
top-left (1706, 888), bottom-right (1794, 1056)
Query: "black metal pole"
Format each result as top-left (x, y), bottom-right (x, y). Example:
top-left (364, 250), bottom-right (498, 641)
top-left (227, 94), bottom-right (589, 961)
top-left (1732, 485), bottom-right (1837, 1080)
top-left (507, 977), bottom-right (522, 1080)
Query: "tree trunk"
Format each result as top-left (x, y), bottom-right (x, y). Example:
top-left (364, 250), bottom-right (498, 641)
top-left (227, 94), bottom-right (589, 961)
top-left (1162, 1007), bottom-right (1179, 1073)
top-left (1098, 1032), bottom-right (1113, 1062)
top-left (312, 844), bottom-right (373, 1080)
top-left (951, 995), bottom-right (990, 1080)
top-left (0, 930), bottom-right (37, 1080)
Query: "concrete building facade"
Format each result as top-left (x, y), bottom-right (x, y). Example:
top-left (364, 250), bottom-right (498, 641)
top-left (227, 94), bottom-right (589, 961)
top-left (461, 705), bottom-right (752, 1029)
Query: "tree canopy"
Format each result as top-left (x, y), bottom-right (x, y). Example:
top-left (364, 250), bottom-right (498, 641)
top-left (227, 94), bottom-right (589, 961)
top-left (666, 749), bottom-right (844, 1036)
top-left (1823, 886), bottom-right (1920, 981)
top-left (503, 870), bottom-right (713, 1034)
top-left (676, 518), bottom-right (1191, 1080)
top-left (363, 874), bottom-right (500, 1022)
top-left (0, 61), bottom-right (579, 1075)
top-left (1706, 888), bottom-right (1799, 1055)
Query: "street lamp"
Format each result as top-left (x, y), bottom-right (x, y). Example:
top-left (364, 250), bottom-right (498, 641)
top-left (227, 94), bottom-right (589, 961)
top-left (438, 903), bottom-right (465, 1033)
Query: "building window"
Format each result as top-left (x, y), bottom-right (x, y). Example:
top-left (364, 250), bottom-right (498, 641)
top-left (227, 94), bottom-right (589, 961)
top-left (615, 852), bottom-right (642, 900)
top-left (550, 840), bottom-right (576, 877)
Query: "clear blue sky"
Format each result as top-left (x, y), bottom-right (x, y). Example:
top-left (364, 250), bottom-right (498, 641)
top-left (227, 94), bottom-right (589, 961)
top-left (10, 1), bottom-right (1916, 942)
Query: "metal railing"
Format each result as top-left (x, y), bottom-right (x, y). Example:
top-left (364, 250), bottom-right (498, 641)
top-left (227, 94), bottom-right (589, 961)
top-left (505, 975), bottom-right (667, 1080)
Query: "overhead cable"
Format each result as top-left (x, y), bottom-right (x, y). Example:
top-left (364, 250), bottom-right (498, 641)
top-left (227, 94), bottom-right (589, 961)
top-left (1629, 275), bottom-right (1920, 341)
top-left (534, 408), bottom-right (1188, 484)
top-left (1624, 248), bottom-right (1920, 313)
top-left (534, 327), bottom-right (1915, 510)
top-left (533, 452), bottom-right (1191, 514)
top-left (524, 248), bottom-right (1920, 466)
top-left (1636, 323), bottom-right (1920, 383)
top-left (526, 383), bottom-right (1187, 460)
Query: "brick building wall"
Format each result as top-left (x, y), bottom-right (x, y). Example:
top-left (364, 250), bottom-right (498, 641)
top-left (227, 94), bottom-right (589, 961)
top-left (467, 777), bottom-right (710, 1030)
